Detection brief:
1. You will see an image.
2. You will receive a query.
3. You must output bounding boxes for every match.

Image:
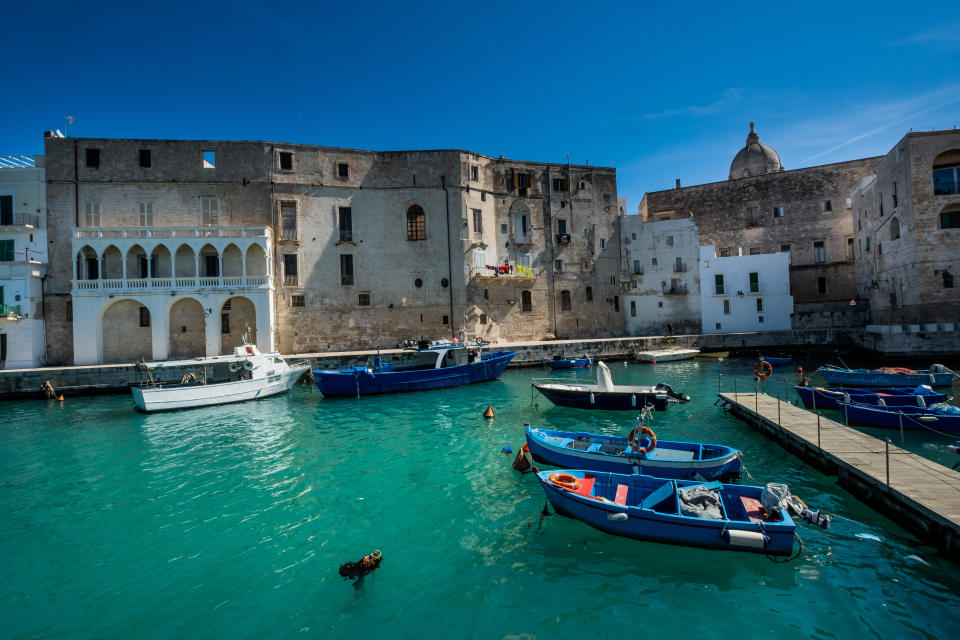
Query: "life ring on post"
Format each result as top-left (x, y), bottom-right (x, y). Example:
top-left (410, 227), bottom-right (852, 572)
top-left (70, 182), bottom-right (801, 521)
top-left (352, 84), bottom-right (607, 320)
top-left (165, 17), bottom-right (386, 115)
top-left (628, 425), bottom-right (657, 454)
top-left (754, 360), bottom-right (773, 379)
top-left (549, 473), bottom-right (581, 491)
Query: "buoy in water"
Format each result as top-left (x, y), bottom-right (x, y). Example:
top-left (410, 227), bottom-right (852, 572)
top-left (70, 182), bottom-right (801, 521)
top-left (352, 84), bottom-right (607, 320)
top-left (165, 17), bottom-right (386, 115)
top-left (502, 446), bottom-right (512, 454)
top-left (652, 360), bottom-right (657, 365)
top-left (483, 405), bottom-right (495, 418)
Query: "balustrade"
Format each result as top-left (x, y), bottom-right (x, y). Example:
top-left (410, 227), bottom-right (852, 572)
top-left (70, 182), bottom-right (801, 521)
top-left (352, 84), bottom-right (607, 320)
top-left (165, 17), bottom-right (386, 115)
top-left (71, 275), bottom-right (272, 292)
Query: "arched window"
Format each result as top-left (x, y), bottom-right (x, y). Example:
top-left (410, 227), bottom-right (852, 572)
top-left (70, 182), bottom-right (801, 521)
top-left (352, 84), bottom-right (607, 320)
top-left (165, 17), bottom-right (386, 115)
top-left (406, 205), bottom-right (426, 241)
top-left (560, 290), bottom-right (571, 311)
top-left (933, 149), bottom-right (960, 196)
top-left (889, 217), bottom-right (900, 240)
top-left (521, 290), bottom-right (532, 312)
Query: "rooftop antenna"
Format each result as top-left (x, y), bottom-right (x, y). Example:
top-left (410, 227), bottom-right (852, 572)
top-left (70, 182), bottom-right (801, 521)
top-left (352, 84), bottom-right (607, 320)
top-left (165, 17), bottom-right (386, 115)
top-left (65, 115), bottom-right (77, 137)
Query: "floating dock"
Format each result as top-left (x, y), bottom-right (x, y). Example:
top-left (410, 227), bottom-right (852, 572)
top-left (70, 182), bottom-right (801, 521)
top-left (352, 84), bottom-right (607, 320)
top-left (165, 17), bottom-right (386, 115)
top-left (720, 391), bottom-right (960, 562)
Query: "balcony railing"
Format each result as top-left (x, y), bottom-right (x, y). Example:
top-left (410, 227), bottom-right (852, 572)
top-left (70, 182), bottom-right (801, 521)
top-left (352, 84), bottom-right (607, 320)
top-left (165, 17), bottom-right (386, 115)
top-left (0, 212), bottom-right (40, 228)
top-left (673, 263), bottom-right (687, 272)
top-left (281, 227), bottom-right (299, 241)
top-left (513, 234), bottom-right (533, 245)
top-left (473, 266), bottom-right (535, 279)
top-left (556, 233), bottom-right (571, 245)
top-left (74, 226), bottom-right (270, 240)
top-left (71, 275), bottom-right (270, 292)
top-left (664, 285), bottom-right (689, 295)
top-left (1, 304), bottom-right (21, 317)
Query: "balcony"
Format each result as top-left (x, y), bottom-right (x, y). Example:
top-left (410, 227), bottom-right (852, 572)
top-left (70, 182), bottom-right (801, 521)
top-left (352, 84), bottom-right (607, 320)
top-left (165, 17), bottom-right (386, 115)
top-left (664, 284), bottom-right (689, 295)
top-left (75, 226), bottom-right (268, 240)
top-left (72, 275), bottom-right (271, 292)
top-left (281, 227), bottom-right (300, 241)
top-left (473, 266), bottom-right (535, 279)
top-left (1, 304), bottom-right (21, 318)
top-left (0, 212), bottom-right (40, 228)
top-left (513, 234), bottom-right (533, 245)
top-left (673, 263), bottom-right (687, 272)
top-left (556, 233), bottom-right (571, 245)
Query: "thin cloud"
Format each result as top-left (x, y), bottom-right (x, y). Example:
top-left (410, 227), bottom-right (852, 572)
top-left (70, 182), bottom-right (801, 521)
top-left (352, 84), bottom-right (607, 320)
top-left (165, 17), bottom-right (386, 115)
top-left (631, 88), bottom-right (746, 122)
top-left (893, 23), bottom-right (960, 46)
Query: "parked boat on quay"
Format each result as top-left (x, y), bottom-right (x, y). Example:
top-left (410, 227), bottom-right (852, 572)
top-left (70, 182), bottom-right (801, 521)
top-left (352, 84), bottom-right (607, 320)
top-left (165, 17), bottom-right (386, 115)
top-left (818, 364), bottom-right (957, 387)
top-left (537, 470), bottom-right (797, 556)
top-left (131, 343), bottom-right (311, 412)
top-left (796, 385), bottom-right (948, 410)
top-left (312, 342), bottom-right (515, 396)
top-left (533, 361), bottom-right (688, 411)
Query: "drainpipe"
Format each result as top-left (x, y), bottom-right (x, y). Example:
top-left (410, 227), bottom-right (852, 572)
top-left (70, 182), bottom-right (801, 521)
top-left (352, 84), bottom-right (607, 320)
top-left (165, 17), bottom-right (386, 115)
top-left (442, 175), bottom-right (455, 339)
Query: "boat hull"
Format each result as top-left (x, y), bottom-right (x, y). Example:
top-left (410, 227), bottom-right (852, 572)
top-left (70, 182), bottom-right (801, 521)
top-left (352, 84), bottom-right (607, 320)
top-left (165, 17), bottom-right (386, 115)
top-left (547, 358), bottom-right (593, 369)
top-left (636, 349), bottom-right (699, 362)
top-left (796, 386), bottom-right (947, 410)
top-left (132, 364), bottom-right (310, 412)
top-left (762, 356), bottom-right (792, 365)
top-left (525, 427), bottom-right (741, 480)
top-left (313, 351), bottom-right (515, 396)
top-left (534, 385), bottom-right (670, 410)
top-left (538, 471), bottom-right (795, 556)
top-left (819, 367), bottom-right (954, 387)
top-left (840, 402), bottom-right (960, 430)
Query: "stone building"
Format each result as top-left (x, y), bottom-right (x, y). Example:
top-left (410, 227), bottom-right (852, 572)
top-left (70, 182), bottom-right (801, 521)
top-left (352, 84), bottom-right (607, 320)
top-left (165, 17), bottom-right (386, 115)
top-left (620, 216), bottom-right (701, 335)
top-left (0, 154), bottom-right (47, 368)
top-left (42, 135), bottom-right (623, 364)
top-left (638, 123), bottom-right (879, 328)
top-left (851, 129), bottom-right (960, 328)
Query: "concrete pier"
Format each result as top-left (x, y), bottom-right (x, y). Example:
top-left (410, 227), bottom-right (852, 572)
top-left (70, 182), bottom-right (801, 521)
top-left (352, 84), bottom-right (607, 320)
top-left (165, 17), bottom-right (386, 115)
top-left (720, 391), bottom-right (960, 563)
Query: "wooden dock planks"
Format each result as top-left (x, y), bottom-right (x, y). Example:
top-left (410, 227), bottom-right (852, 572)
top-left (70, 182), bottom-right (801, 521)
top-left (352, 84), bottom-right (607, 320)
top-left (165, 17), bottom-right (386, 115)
top-left (719, 392), bottom-right (960, 550)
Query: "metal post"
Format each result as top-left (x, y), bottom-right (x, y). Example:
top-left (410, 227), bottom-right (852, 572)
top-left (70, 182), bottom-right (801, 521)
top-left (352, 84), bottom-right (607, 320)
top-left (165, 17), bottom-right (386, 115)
top-left (777, 394), bottom-right (781, 426)
top-left (843, 399), bottom-right (849, 426)
top-left (817, 411), bottom-right (821, 451)
top-left (734, 378), bottom-right (738, 403)
top-left (885, 438), bottom-right (891, 488)
top-left (755, 389), bottom-right (758, 414)
top-left (898, 412), bottom-right (905, 449)
top-left (718, 374), bottom-right (721, 398)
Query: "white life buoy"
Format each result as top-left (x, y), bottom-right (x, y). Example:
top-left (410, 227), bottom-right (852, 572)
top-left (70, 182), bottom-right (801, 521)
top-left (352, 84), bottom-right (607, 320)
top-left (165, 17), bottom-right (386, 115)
top-left (243, 360), bottom-right (254, 371)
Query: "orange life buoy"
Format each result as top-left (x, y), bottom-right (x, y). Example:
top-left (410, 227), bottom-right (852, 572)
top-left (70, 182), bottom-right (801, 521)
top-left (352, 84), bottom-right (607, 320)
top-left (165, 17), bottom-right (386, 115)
top-left (629, 425), bottom-right (657, 454)
top-left (549, 473), bottom-right (581, 491)
top-left (246, 346), bottom-right (255, 355)
top-left (754, 360), bottom-right (773, 379)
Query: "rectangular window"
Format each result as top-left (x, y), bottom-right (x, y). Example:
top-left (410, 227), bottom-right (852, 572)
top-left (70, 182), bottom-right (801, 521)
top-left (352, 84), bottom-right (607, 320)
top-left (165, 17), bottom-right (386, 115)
top-left (933, 167), bottom-right (959, 195)
top-left (84, 202), bottom-right (101, 227)
top-left (139, 307), bottom-right (150, 327)
top-left (866, 237), bottom-right (871, 252)
top-left (675, 256), bottom-right (684, 271)
top-left (479, 313), bottom-right (487, 324)
top-left (137, 201), bottom-right (154, 227)
top-left (719, 248), bottom-right (731, 257)
top-left (651, 257), bottom-right (657, 265)
top-left (632, 259), bottom-right (641, 274)
top-left (340, 254), bottom-right (354, 285)
top-left (358, 293), bottom-right (371, 306)
top-left (470, 165), bottom-right (479, 181)
top-left (85, 148), bottom-right (100, 168)
top-left (749, 272), bottom-right (759, 293)
top-left (773, 206), bottom-right (784, 218)
top-left (200, 196), bottom-right (219, 226)
top-left (472, 209), bottom-right (483, 234)
top-left (0, 194), bottom-right (11, 225)
top-left (138, 149), bottom-right (151, 168)
top-left (203, 150), bottom-right (215, 168)
top-left (443, 315), bottom-right (450, 324)
top-left (0, 239), bottom-right (14, 261)
top-left (759, 315), bottom-right (764, 323)
top-left (715, 274), bottom-right (724, 295)
top-left (940, 210), bottom-right (960, 229)
top-left (278, 151), bottom-right (294, 171)
top-left (554, 259), bottom-right (563, 272)
top-left (481, 192), bottom-right (486, 202)
top-left (281, 202), bottom-right (298, 241)
top-left (814, 241), bottom-right (826, 263)
top-left (847, 237), bottom-right (854, 260)
top-left (600, 238), bottom-right (606, 249)
top-left (557, 218), bottom-right (567, 235)
top-left (514, 172), bottom-right (529, 189)
top-left (602, 193), bottom-right (611, 203)
top-left (483, 289), bottom-right (489, 300)
top-left (878, 242), bottom-right (883, 256)
top-left (817, 277), bottom-right (827, 294)
top-left (552, 178), bottom-right (568, 191)
top-left (339, 206), bottom-right (353, 242)
top-left (723, 299), bottom-right (731, 315)
top-left (878, 193), bottom-right (884, 216)
top-left (666, 236), bottom-right (674, 246)
top-left (221, 313), bottom-right (230, 334)
top-left (66, 299), bottom-right (72, 321)
top-left (892, 182), bottom-right (898, 208)
top-left (586, 286), bottom-right (593, 301)
top-left (560, 290), bottom-right (571, 310)
top-left (746, 206), bottom-right (759, 227)
top-left (630, 300), bottom-right (636, 317)
top-left (749, 247), bottom-right (762, 255)
top-left (291, 294), bottom-right (305, 307)
top-left (756, 298), bottom-right (763, 312)
top-left (283, 254), bottom-right (298, 286)
top-left (822, 200), bottom-right (832, 212)
top-left (338, 162), bottom-right (349, 178)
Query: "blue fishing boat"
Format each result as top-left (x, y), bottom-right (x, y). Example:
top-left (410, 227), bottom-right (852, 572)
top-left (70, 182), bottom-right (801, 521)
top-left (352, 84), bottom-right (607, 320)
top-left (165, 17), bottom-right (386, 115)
top-left (525, 425), bottom-right (741, 481)
top-left (839, 401), bottom-right (960, 430)
top-left (312, 345), bottom-right (515, 396)
top-left (818, 364), bottom-right (956, 387)
top-left (533, 361), bottom-right (688, 411)
top-left (537, 470), bottom-right (797, 556)
top-left (547, 355), bottom-right (594, 369)
top-left (761, 356), bottom-right (792, 366)
top-left (795, 385), bottom-right (947, 410)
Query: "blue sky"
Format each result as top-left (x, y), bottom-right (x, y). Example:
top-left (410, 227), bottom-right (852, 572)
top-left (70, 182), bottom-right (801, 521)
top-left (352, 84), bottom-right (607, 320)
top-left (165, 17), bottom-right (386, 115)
top-left (3, 1), bottom-right (959, 208)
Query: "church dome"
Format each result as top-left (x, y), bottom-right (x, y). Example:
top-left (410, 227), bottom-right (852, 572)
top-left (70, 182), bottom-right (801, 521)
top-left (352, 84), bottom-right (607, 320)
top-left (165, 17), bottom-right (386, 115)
top-left (728, 122), bottom-right (783, 180)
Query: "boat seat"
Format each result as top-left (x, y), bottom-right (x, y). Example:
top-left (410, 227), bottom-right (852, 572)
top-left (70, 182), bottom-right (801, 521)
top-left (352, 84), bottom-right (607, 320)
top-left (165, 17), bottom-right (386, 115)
top-left (641, 481), bottom-right (675, 510)
top-left (684, 480), bottom-right (724, 492)
top-left (615, 484), bottom-right (629, 505)
top-left (567, 440), bottom-right (592, 451)
top-left (646, 448), bottom-right (695, 461)
top-left (542, 436), bottom-right (568, 445)
top-left (740, 496), bottom-right (781, 523)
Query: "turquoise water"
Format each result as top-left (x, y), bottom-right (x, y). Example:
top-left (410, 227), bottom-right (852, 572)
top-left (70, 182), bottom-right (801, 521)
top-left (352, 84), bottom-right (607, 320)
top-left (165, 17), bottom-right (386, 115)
top-left (2, 359), bottom-right (960, 639)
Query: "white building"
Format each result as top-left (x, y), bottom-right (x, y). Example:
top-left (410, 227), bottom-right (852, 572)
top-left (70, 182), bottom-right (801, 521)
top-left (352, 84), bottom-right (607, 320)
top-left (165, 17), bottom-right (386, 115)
top-left (699, 246), bottom-right (792, 333)
top-left (0, 155), bottom-right (47, 368)
top-left (621, 216), bottom-right (702, 335)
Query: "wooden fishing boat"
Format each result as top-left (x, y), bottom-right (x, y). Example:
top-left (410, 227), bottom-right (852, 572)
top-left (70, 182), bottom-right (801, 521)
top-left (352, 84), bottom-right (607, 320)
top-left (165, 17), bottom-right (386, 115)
top-left (547, 355), bottom-right (594, 369)
top-left (839, 401), bottom-right (960, 430)
top-left (636, 348), bottom-right (699, 362)
top-left (312, 344), bottom-right (515, 396)
top-left (533, 362), bottom-right (688, 411)
top-left (525, 425), bottom-right (741, 481)
top-left (537, 470), bottom-right (796, 556)
top-left (795, 385), bottom-right (947, 410)
top-left (818, 364), bottom-right (956, 387)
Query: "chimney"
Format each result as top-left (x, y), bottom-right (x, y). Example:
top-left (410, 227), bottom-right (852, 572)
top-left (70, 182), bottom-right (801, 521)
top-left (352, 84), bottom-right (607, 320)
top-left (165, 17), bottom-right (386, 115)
top-left (675, 178), bottom-right (681, 189)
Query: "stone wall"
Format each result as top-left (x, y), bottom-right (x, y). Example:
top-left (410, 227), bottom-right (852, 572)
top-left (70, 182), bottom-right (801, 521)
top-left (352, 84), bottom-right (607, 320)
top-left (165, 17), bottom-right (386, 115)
top-left (101, 299), bottom-right (152, 361)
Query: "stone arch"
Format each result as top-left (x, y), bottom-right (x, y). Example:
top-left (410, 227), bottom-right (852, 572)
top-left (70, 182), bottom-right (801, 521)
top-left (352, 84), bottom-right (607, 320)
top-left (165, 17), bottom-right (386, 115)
top-left (246, 244), bottom-right (267, 277)
top-left (933, 149), bottom-right (960, 196)
top-left (220, 295), bottom-right (257, 353)
top-left (168, 297), bottom-right (206, 359)
top-left (101, 245), bottom-right (123, 280)
top-left (76, 245), bottom-right (99, 280)
top-left (174, 244), bottom-right (196, 278)
top-left (101, 299), bottom-right (152, 363)
top-left (222, 243), bottom-right (243, 277)
top-left (152, 245), bottom-right (173, 278)
top-left (889, 217), bottom-right (900, 240)
top-left (125, 243), bottom-right (148, 279)
top-left (199, 243), bottom-right (220, 277)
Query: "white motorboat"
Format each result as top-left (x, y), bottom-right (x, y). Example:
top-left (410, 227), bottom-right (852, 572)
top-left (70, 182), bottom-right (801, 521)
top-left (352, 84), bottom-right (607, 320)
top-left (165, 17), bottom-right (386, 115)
top-left (636, 348), bottom-right (700, 362)
top-left (131, 343), bottom-right (311, 412)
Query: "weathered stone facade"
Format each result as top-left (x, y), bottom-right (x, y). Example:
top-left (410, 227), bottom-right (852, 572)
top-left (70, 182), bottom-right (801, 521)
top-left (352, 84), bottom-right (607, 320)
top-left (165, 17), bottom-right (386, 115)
top-left (43, 137), bottom-right (623, 363)
top-left (852, 130), bottom-right (960, 325)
